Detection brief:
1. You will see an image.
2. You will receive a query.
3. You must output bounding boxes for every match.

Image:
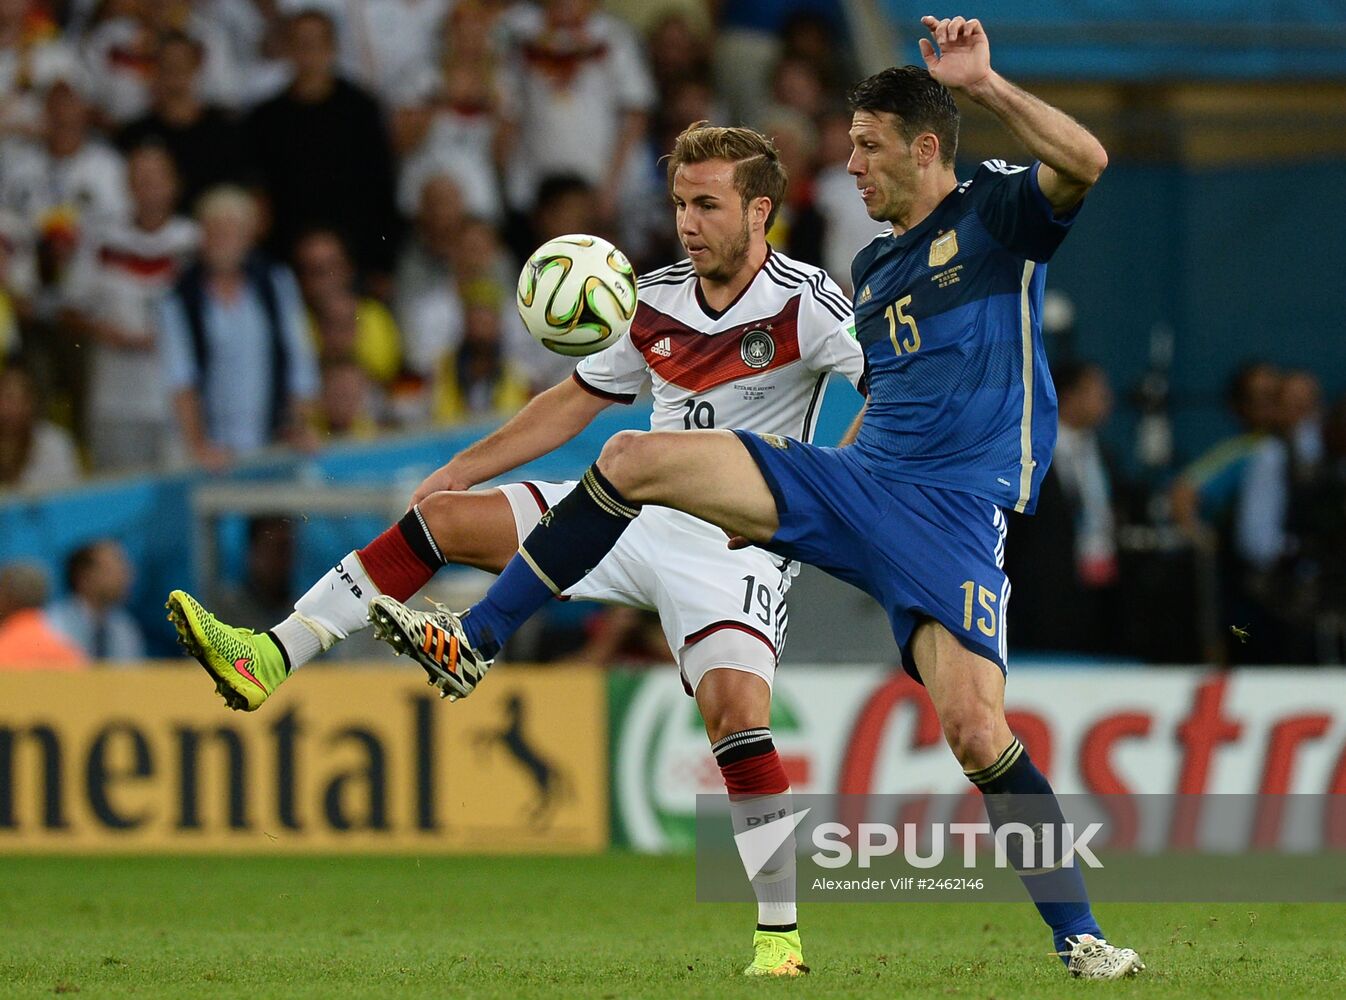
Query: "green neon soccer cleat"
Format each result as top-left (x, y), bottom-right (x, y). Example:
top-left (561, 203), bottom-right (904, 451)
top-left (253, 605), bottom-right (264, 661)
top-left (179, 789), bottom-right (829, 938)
top-left (744, 929), bottom-right (808, 977)
top-left (166, 589), bottom-right (289, 711)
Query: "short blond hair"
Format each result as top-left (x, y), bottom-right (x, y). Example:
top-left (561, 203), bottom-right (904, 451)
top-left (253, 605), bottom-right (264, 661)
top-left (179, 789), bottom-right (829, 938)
top-left (666, 122), bottom-right (788, 230)
top-left (195, 185), bottom-right (260, 229)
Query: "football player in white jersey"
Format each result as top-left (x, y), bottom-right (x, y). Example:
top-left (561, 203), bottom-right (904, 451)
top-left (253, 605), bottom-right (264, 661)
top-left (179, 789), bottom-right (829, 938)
top-left (166, 123), bottom-right (863, 976)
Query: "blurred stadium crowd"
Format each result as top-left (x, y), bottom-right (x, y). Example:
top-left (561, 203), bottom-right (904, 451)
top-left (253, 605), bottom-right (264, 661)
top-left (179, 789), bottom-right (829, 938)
top-left (2, 0), bottom-right (1344, 668)
top-left (0, 0), bottom-right (879, 481)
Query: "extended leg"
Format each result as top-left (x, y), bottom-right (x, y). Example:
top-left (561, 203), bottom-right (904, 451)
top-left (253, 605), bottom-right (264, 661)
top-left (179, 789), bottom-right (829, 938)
top-left (277, 489), bottom-right (521, 667)
top-left (912, 623), bottom-right (1140, 976)
top-left (460, 430), bottom-right (780, 659)
top-left (168, 489), bottom-right (521, 710)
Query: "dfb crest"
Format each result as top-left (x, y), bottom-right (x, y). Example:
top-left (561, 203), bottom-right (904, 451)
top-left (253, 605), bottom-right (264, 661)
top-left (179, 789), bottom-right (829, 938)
top-left (740, 329), bottom-right (775, 369)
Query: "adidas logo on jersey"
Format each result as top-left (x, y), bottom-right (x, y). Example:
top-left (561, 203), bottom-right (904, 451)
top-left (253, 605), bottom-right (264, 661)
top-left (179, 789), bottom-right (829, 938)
top-left (651, 336), bottom-right (672, 357)
top-left (859, 285), bottom-right (872, 304)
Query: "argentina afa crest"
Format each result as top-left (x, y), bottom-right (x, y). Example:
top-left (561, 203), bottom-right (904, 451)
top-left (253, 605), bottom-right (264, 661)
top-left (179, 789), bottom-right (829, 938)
top-left (929, 229), bottom-right (959, 268)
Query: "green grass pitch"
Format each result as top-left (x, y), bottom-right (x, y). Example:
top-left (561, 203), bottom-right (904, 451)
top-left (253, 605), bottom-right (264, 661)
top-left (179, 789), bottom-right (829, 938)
top-left (1, 854), bottom-right (1343, 998)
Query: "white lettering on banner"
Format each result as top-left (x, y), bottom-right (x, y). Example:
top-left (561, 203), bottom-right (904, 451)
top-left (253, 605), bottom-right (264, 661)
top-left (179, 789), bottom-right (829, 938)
top-left (807, 821), bottom-right (1105, 870)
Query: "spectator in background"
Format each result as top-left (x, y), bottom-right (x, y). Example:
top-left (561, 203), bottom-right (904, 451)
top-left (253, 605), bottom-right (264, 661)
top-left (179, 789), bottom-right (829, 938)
top-left (1281, 368), bottom-right (1324, 473)
top-left (246, 9), bottom-right (399, 280)
top-left (499, 0), bottom-right (655, 233)
top-left (769, 54), bottom-right (826, 121)
top-left (340, 0), bottom-right (452, 107)
top-left (392, 0), bottom-right (508, 223)
top-left (511, 172), bottom-right (599, 265)
top-left (645, 12), bottom-right (712, 98)
top-left (394, 173), bottom-right (465, 380)
top-left (394, 180), bottom-right (534, 401)
top-left (1171, 361), bottom-right (1282, 539)
top-left (1172, 361), bottom-right (1289, 663)
top-left (433, 278), bottom-right (529, 421)
top-left (292, 228), bottom-right (401, 385)
top-left (0, 560), bottom-right (86, 668)
top-left (159, 186), bottom-right (318, 470)
top-left (62, 144), bottom-right (198, 472)
top-left (211, 515), bottom-right (295, 631)
top-left (1236, 370), bottom-right (1326, 574)
top-left (1005, 361), bottom-right (1120, 654)
top-left (187, 0), bottom-right (291, 106)
top-left (1226, 369), bottom-right (1328, 664)
top-left (652, 76), bottom-right (720, 156)
top-left (0, 75), bottom-right (128, 310)
top-left (778, 9), bottom-right (851, 96)
top-left (0, 0), bottom-right (81, 139)
top-left (46, 538), bottom-right (145, 660)
top-left (117, 31), bottom-right (254, 214)
top-left (0, 204), bottom-right (36, 297)
top-left (759, 106), bottom-right (822, 265)
top-left (606, 0), bottom-right (711, 38)
top-left (443, 211), bottom-right (562, 393)
top-left (0, 363), bottom-right (81, 490)
top-left (78, 0), bottom-right (159, 125)
top-left (711, 0), bottom-right (845, 124)
top-left (81, 0), bottom-right (240, 124)
top-left (317, 357), bottom-right (380, 439)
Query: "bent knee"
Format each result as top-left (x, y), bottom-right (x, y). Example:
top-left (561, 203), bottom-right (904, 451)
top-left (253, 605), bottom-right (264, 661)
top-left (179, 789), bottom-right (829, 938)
top-left (697, 669), bottom-right (772, 745)
top-left (941, 712), bottom-right (1006, 771)
top-left (597, 430), bottom-right (646, 469)
top-left (414, 489), bottom-right (515, 570)
top-left (596, 431), bottom-right (672, 499)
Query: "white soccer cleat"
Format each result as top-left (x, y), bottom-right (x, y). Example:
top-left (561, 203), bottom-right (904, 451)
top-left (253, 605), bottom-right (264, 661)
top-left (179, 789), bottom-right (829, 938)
top-left (1058, 934), bottom-right (1144, 980)
top-left (368, 596), bottom-right (494, 701)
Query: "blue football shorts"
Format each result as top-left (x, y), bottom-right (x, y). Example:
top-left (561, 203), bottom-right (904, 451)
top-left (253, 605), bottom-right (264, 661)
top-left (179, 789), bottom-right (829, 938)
top-left (734, 430), bottom-right (1011, 680)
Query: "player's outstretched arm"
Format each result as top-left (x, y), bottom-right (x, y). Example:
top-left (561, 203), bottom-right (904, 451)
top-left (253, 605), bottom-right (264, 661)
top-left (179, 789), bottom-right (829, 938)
top-left (918, 15), bottom-right (1108, 211)
top-left (407, 376), bottom-right (612, 507)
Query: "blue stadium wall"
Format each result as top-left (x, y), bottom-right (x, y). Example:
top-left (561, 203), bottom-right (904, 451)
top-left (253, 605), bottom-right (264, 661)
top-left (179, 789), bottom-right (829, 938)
top-left (1044, 160), bottom-right (1346, 466)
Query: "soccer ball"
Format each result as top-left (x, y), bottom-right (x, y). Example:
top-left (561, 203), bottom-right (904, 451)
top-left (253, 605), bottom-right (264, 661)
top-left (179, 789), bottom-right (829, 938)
top-left (516, 235), bottom-right (638, 356)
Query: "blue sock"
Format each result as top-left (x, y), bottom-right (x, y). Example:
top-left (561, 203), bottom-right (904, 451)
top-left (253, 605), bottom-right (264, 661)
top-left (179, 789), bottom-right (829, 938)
top-left (464, 465), bottom-right (640, 658)
top-left (966, 739), bottom-right (1103, 960)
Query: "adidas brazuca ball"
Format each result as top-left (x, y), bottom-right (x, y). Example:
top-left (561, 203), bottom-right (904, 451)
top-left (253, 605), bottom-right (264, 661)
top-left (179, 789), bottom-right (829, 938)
top-left (516, 235), bottom-right (638, 356)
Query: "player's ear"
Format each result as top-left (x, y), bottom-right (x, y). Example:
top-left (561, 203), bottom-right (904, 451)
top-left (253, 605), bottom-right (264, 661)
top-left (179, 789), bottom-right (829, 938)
top-left (751, 195), bottom-right (772, 231)
top-left (915, 132), bottom-right (941, 168)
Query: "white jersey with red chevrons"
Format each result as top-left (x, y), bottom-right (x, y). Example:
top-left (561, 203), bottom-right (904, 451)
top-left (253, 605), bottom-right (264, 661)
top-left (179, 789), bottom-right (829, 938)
top-left (66, 215), bottom-right (200, 422)
top-left (572, 249), bottom-right (864, 440)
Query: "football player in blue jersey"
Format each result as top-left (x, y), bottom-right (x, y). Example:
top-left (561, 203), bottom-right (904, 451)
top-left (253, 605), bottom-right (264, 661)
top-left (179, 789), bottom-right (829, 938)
top-left (370, 14), bottom-right (1142, 980)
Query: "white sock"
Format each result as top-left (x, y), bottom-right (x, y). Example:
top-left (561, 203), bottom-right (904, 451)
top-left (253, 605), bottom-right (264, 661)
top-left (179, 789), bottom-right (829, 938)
top-left (272, 552), bottom-right (381, 671)
top-left (729, 789), bottom-right (799, 928)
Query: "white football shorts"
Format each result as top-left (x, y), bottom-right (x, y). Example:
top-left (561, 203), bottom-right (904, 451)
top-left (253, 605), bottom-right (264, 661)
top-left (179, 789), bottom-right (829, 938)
top-left (499, 480), bottom-right (792, 694)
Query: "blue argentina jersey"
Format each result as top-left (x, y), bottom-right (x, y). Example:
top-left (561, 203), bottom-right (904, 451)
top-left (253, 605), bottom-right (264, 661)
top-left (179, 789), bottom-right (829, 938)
top-left (849, 160), bottom-right (1079, 514)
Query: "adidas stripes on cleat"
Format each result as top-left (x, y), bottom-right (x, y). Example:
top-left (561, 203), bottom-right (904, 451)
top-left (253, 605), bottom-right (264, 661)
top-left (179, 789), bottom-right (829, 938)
top-left (368, 595), bottom-right (493, 701)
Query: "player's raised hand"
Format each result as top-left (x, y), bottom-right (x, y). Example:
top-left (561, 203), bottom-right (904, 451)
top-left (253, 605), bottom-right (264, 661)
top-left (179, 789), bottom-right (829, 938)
top-left (918, 15), bottom-right (991, 91)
